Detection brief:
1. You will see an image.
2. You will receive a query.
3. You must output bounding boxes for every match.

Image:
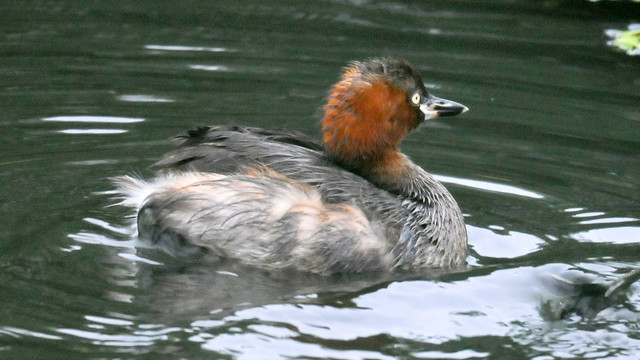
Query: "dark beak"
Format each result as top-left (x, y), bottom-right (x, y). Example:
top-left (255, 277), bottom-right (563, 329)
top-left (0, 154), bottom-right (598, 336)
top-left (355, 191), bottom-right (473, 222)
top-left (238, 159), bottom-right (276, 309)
top-left (420, 95), bottom-right (469, 120)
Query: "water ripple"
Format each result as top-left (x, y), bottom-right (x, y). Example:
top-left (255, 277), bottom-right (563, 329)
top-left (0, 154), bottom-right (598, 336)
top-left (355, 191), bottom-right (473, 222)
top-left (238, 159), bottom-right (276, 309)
top-left (435, 175), bottom-right (544, 199)
top-left (43, 116), bottom-right (145, 123)
top-left (117, 95), bottom-right (174, 103)
top-left (57, 129), bottom-right (127, 135)
top-left (145, 44), bottom-right (232, 52)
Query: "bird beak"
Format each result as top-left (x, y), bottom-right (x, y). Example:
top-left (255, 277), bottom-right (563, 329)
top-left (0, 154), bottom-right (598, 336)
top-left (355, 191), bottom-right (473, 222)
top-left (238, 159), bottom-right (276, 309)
top-left (419, 94), bottom-right (469, 120)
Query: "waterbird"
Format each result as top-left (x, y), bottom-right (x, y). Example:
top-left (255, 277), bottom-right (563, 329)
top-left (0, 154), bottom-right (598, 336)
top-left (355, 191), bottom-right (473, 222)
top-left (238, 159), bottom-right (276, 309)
top-left (114, 58), bottom-right (469, 275)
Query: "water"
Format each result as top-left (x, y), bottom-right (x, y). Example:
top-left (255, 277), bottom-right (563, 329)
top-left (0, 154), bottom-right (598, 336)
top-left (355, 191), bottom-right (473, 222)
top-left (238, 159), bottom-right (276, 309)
top-left (2, 0), bottom-right (639, 359)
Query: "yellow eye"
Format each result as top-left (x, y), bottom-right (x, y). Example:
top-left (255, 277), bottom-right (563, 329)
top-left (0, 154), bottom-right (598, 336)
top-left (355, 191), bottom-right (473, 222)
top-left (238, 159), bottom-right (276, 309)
top-left (411, 92), bottom-right (421, 105)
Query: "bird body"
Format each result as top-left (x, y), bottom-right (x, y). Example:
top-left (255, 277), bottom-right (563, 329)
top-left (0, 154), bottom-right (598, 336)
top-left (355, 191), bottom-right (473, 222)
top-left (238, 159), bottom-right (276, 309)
top-left (114, 58), bottom-right (469, 274)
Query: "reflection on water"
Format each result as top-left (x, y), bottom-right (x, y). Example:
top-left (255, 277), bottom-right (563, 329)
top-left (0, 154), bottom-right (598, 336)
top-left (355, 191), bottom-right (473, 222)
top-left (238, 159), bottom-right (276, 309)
top-left (145, 45), bottom-right (232, 53)
top-left (58, 129), bottom-right (128, 134)
top-left (188, 64), bottom-right (230, 72)
top-left (1, 0), bottom-right (639, 359)
top-left (572, 226), bottom-right (640, 244)
top-left (43, 116), bottom-right (146, 123)
top-left (117, 94), bottom-right (174, 103)
top-left (435, 174), bottom-right (545, 199)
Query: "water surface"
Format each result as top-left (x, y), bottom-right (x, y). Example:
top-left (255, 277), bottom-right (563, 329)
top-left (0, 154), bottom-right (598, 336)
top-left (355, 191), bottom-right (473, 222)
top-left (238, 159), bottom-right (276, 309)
top-left (1, 1), bottom-right (639, 359)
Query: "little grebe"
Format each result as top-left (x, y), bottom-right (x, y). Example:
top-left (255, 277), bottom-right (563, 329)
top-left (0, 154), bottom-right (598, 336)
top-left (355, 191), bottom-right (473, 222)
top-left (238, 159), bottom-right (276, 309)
top-left (115, 58), bottom-right (469, 274)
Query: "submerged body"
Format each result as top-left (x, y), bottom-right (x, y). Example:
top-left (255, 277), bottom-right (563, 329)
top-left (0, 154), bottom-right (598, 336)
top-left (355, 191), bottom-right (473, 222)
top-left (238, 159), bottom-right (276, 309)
top-left (115, 58), bottom-right (469, 274)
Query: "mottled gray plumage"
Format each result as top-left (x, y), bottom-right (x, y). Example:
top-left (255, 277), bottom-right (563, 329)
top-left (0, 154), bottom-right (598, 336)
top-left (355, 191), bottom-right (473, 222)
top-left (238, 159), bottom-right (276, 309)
top-left (113, 58), bottom-right (468, 274)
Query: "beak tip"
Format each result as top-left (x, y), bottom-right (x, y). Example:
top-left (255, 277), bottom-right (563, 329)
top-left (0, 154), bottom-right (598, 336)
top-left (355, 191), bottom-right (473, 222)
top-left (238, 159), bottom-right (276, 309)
top-left (421, 96), bottom-right (469, 119)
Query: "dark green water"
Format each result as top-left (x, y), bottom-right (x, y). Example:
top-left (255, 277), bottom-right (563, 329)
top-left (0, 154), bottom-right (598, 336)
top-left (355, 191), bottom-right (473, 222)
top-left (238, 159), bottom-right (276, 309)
top-left (2, 1), bottom-right (639, 359)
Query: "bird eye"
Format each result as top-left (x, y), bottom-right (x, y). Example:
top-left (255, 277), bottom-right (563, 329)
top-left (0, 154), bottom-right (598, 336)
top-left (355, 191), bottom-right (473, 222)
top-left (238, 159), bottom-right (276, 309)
top-left (411, 92), bottom-right (421, 105)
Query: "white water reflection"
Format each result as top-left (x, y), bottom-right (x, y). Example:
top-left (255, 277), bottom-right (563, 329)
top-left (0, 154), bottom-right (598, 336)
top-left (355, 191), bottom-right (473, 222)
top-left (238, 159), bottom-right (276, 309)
top-left (579, 217), bottom-right (638, 225)
top-left (189, 64), bottom-right (230, 72)
top-left (571, 226), bottom-right (640, 244)
top-left (68, 232), bottom-right (137, 248)
top-left (145, 44), bottom-right (231, 52)
top-left (57, 129), bottom-right (127, 135)
top-left (435, 175), bottom-right (544, 199)
top-left (200, 332), bottom-right (395, 360)
top-left (84, 315), bottom-right (134, 327)
top-left (413, 350), bottom-right (490, 359)
top-left (467, 225), bottom-right (543, 259)
top-left (573, 211), bottom-right (606, 218)
top-left (55, 328), bottom-right (165, 346)
top-left (0, 326), bottom-right (63, 341)
top-left (43, 116), bottom-right (145, 123)
top-left (117, 95), bottom-right (174, 103)
top-left (200, 263), bottom-right (638, 356)
top-left (83, 217), bottom-right (134, 236)
top-left (65, 159), bottom-right (120, 166)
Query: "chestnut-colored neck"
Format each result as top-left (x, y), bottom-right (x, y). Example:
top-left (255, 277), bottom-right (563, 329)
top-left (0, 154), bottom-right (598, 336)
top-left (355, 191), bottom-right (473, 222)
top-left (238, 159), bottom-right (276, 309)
top-left (322, 70), bottom-right (420, 184)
